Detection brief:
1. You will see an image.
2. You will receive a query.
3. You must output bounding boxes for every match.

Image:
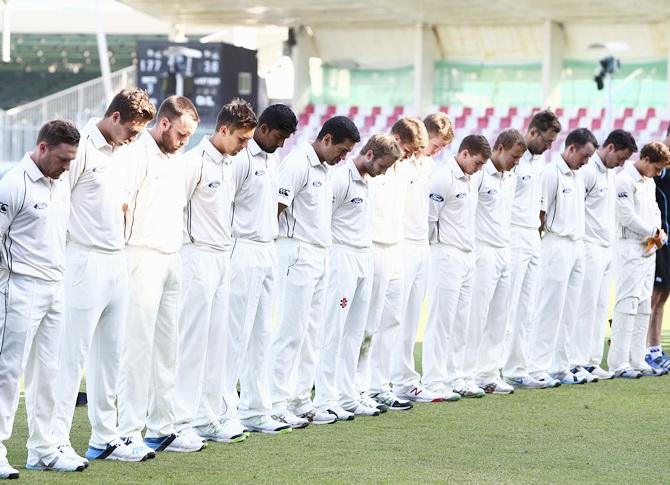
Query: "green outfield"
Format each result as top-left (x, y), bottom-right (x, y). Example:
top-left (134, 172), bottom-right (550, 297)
top-left (5, 337), bottom-right (669, 484)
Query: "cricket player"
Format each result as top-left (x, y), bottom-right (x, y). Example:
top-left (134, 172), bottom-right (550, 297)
top-left (647, 126), bottom-right (670, 371)
top-left (117, 96), bottom-right (203, 453)
top-left (529, 128), bottom-right (596, 386)
top-left (359, 117), bottom-right (427, 411)
top-left (422, 135), bottom-right (491, 398)
top-left (391, 113), bottom-right (456, 403)
top-left (0, 121), bottom-right (82, 477)
top-left (222, 104), bottom-right (297, 434)
top-left (270, 116), bottom-right (360, 428)
top-left (573, 130), bottom-right (637, 381)
top-left (51, 89), bottom-right (156, 464)
top-left (502, 110), bottom-right (562, 389)
top-left (609, 142), bottom-right (670, 378)
top-left (314, 134), bottom-right (403, 420)
top-left (467, 129), bottom-right (526, 395)
top-left (174, 99), bottom-right (258, 443)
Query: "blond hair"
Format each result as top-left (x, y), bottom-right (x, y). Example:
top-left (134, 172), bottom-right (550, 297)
top-left (391, 117), bottom-right (428, 153)
top-left (423, 112), bottom-right (454, 145)
top-left (360, 133), bottom-right (403, 161)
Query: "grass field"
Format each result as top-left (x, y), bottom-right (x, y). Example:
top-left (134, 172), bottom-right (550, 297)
top-left (5, 337), bottom-right (670, 484)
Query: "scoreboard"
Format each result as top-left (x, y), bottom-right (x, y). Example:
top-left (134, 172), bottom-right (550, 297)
top-left (136, 41), bottom-right (258, 124)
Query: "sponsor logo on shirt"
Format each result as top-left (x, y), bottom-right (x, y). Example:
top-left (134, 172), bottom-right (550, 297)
top-left (312, 181), bottom-right (322, 187)
top-left (521, 175), bottom-right (532, 181)
top-left (279, 188), bottom-right (290, 197)
top-left (34, 202), bottom-right (48, 210)
top-left (617, 192), bottom-right (629, 198)
top-left (455, 193), bottom-right (467, 199)
top-left (91, 166), bottom-right (106, 173)
top-left (429, 193), bottom-right (444, 202)
top-left (598, 187), bottom-right (608, 193)
top-left (350, 197), bottom-right (363, 204)
top-left (0, 203), bottom-right (7, 213)
top-left (562, 187), bottom-right (573, 194)
top-left (486, 189), bottom-right (498, 195)
top-left (208, 181), bottom-right (221, 189)
top-left (255, 170), bottom-right (266, 176)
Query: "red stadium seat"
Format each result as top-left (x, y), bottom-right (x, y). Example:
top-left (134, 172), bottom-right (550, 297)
top-left (508, 107), bottom-right (518, 117)
top-left (614, 118), bottom-right (625, 129)
top-left (299, 113), bottom-right (310, 126)
top-left (393, 106), bottom-right (404, 116)
top-left (635, 119), bottom-right (648, 131)
top-left (364, 115), bottom-right (376, 129)
top-left (462, 107), bottom-right (472, 117)
top-left (326, 105), bottom-right (337, 115)
top-left (304, 103), bottom-right (314, 114)
top-left (484, 107), bottom-right (494, 117)
top-left (372, 106), bottom-right (381, 116)
top-left (500, 116), bottom-right (511, 129)
top-left (348, 106), bottom-right (359, 117)
top-left (455, 115), bottom-right (466, 129)
top-left (477, 117), bottom-right (489, 129)
top-left (439, 105), bottom-right (449, 113)
top-left (568, 117), bottom-right (579, 130)
top-left (577, 107), bottom-right (587, 118)
top-left (555, 107), bottom-right (564, 117)
top-left (591, 118), bottom-right (602, 131)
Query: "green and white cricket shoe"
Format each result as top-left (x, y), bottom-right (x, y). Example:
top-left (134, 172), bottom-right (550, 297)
top-left (271, 410), bottom-right (310, 429)
top-left (452, 379), bottom-right (486, 398)
top-left (194, 419), bottom-right (246, 443)
top-left (240, 416), bottom-right (292, 434)
top-left (298, 409), bottom-right (337, 425)
top-left (478, 378), bottom-right (514, 395)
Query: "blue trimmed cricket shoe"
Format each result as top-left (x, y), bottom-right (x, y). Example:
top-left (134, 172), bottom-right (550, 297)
top-left (144, 433), bottom-right (206, 452)
top-left (86, 439), bottom-right (154, 462)
top-left (551, 370), bottom-right (586, 385)
top-left (613, 368), bottom-right (642, 379)
top-left (645, 353), bottom-right (670, 374)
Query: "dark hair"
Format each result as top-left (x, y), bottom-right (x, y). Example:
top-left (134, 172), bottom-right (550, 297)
top-left (565, 128), bottom-right (599, 151)
top-left (528, 110), bottom-right (561, 134)
top-left (603, 129), bottom-right (637, 153)
top-left (37, 120), bottom-right (80, 147)
top-left (105, 88), bottom-right (156, 123)
top-left (157, 96), bottom-right (200, 123)
top-left (493, 128), bottom-right (526, 151)
top-left (317, 116), bottom-right (360, 144)
top-left (258, 104), bottom-right (297, 134)
top-left (458, 134), bottom-right (492, 159)
top-left (215, 98), bottom-right (258, 131)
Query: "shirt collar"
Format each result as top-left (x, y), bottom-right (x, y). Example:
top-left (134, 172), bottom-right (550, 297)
top-left (139, 130), bottom-right (168, 158)
top-left (449, 157), bottom-right (466, 179)
top-left (484, 159), bottom-right (502, 176)
top-left (302, 141), bottom-right (322, 167)
top-left (557, 156), bottom-right (572, 175)
top-left (199, 136), bottom-right (227, 164)
top-left (593, 152), bottom-right (607, 173)
top-left (82, 118), bottom-right (113, 152)
top-left (625, 161), bottom-right (643, 182)
top-left (21, 153), bottom-right (47, 182)
top-left (247, 138), bottom-right (265, 158)
top-left (347, 158), bottom-right (363, 182)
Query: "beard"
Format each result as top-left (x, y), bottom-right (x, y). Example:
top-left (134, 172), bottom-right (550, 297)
top-left (158, 131), bottom-right (181, 155)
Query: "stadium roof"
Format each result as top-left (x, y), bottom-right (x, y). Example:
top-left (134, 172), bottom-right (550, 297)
top-left (119, 0), bottom-right (670, 27)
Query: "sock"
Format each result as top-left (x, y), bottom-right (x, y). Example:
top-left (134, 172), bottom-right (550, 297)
top-left (648, 346), bottom-right (662, 359)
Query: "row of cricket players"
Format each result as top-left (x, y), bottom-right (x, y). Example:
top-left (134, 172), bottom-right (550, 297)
top-left (1, 87), bottom-right (668, 478)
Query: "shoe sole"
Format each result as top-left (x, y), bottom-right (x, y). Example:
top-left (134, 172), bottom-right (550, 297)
top-left (246, 427), bottom-right (293, 434)
top-left (203, 434), bottom-right (246, 444)
top-left (25, 464), bottom-right (86, 472)
top-left (2, 473), bottom-right (18, 479)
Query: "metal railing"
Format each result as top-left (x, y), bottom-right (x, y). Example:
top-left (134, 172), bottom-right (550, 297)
top-left (0, 66), bottom-right (136, 162)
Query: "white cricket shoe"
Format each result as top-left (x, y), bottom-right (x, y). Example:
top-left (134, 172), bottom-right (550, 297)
top-left (503, 375), bottom-right (546, 389)
top-left (0, 456), bottom-right (19, 480)
top-left (530, 372), bottom-right (562, 388)
top-left (177, 426), bottom-right (206, 444)
top-left (395, 386), bottom-right (445, 403)
top-left (323, 404), bottom-right (355, 422)
top-left (585, 365), bottom-right (614, 380)
top-left (240, 416), bottom-right (292, 434)
top-left (343, 402), bottom-right (381, 417)
top-left (369, 390), bottom-right (414, 410)
top-left (571, 366), bottom-right (599, 383)
top-left (452, 380), bottom-right (485, 398)
top-left (122, 435), bottom-right (160, 458)
top-left (145, 433), bottom-right (207, 452)
top-left (194, 419), bottom-right (246, 443)
top-left (57, 444), bottom-right (88, 466)
top-left (26, 453), bottom-right (86, 472)
top-left (271, 410), bottom-right (310, 429)
top-left (85, 439), bottom-right (154, 462)
top-left (298, 409), bottom-right (338, 425)
top-left (478, 378), bottom-right (514, 395)
top-left (637, 365), bottom-right (665, 377)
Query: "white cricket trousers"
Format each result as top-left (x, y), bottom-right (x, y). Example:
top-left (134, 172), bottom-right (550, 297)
top-left (422, 244), bottom-right (475, 390)
top-left (314, 244), bottom-right (373, 411)
top-left (52, 243), bottom-right (127, 449)
top-left (117, 246), bottom-right (180, 439)
top-left (608, 239), bottom-right (655, 372)
top-left (0, 275), bottom-right (63, 463)
top-left (574, 242), bottom-right (612, 368)
top-left (502, 226), bottom-right (541, 379)
top-left (467, 242), bottom-right (511, 383)
top-left (270, 238), bottom-right (328, 415)
top-left (391, 241), bottom-right (429, 393)
top-left (529, 234), bottom-right (585, 376)
top-left (174, 245), bottom-right (229, 429)
top-left (223, 239), bottom-right (276, 421)
top-left (357, 242), bottom-right (403, 395)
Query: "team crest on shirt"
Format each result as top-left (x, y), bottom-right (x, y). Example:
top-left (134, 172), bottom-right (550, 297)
top-left (340, 297), bottom-right (348, 308)
top-left (34, 202), bottom-right (48, 210)
top-left (455, 193), bottom-right (467, 199)
top-left (255, 170), bottom-right (266, 176)
top-left (562, 187), bottom-right (573, 194)
top-left (0, 203), bottom-right (7, 213)
top-left (429, 193), bottom-right (444, 202)
top-left (312, 181), bottom-right (322, 187)
top-left (208, 181), bottom-right (221, 189)
top-left (350, 197), bottom-right (363, 204)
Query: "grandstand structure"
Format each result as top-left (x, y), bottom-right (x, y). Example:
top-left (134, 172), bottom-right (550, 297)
top-left (2, 1), bottom-right (670, 162)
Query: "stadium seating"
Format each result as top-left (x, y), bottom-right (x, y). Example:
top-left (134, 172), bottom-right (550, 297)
top-left (289, 103), bottom-right (670, 162)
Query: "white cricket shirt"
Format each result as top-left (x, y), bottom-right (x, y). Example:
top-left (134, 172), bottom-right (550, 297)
top-left (0, 153), bottom-right (70, 281)
top-left (122, 131), bottom-right (186, 254)
top-left (331, 158), bottom-right (372, 249)
top-left (230, 138), bottom-right (279, 243)
top-left (540, 156), bottom-right (585, 240)
top-left (427, 157), bottom-right (477, 251)
top-left (277, 141), bottom-right (332, 248)
top-left (402, 155), bottom-right (435, 243)
top-left (473, 160), bottom-right (517, 248)
top-left (370, 160), bottom-right (407, 245)
top-left (183, 136), bottom-right (234, 251)
top-left (581, 152), bottom-right (616, 247)
top-left (616, 161), bottom-right (660, 240)
top-left (511, 150), bottom-right (542, 230)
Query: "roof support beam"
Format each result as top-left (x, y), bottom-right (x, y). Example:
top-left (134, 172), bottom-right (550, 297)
top-left (541, 19), bottom-right (564, 109)
top-left (413, 23), bottom-right (435, 116)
